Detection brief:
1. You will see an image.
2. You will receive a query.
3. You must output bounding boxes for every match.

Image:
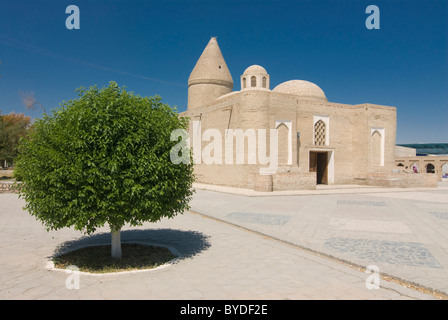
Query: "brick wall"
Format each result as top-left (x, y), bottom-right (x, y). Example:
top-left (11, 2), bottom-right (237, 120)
top-left (367, 172), bottom-right (438, 188)
top-left (272, 172), bottom-right (316, 191)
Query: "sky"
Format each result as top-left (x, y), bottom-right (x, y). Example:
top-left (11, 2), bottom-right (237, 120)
top-left (0, 0), bottom-right (447, 144)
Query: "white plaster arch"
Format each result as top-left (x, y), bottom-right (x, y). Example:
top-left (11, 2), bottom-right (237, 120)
top-left (275, 120), bottom-right (292, 165)
top-left (371, 127), bottom-right (385, 167)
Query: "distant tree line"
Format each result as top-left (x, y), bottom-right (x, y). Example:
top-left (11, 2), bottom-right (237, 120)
top-left (0, 111), bottom-right (31, 168)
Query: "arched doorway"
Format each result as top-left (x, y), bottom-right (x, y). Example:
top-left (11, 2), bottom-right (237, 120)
top-left (442, 163), bottom-right (448, 180)
top-left (442, 163), bottom-right (448, 173)
top-left (426, 163), bottom-right (435, 173)
top-left (310, 151), bottom-right (328, 184)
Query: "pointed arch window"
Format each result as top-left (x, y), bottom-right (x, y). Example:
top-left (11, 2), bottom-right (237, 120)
top-left (314, 120), bottom-right (326, 146)
top-left (242, 77), bottom-right (246, 89)
top-left (262, 77), bottom-right (267, 88)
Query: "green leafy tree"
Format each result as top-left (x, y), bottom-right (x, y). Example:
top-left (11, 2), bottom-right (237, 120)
top-left (0, 116), bottom-right (5, 165)
top-left (0, 112), bottom-right (31, 167)
top-left (14, 82), bottom-right (195, 258)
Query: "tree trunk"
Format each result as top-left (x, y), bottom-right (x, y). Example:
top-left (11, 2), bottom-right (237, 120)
top-left (111, 227), bottom-right (122, 259)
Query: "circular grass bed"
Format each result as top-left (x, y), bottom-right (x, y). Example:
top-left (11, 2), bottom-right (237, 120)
top-left (53, 243), bottom-right (177, 274)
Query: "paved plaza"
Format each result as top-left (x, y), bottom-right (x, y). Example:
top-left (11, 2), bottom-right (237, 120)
top-left (1, 182), bottom-right (447, 300)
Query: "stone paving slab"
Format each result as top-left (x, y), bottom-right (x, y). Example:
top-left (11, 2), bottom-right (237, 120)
top-left (189, 182), bottom-right (448, 296)
top-left (0, 193), bottom-right (439, 300)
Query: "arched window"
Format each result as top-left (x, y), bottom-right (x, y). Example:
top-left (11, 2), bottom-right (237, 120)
top-left (251, 76), bottom-right (256, 87)
top-left (242, 77), bottom-right (246, 89)
top-left (371, 130), bottom-right (382, 166)
top-left (426, 163), bottom-right (435, 173)
top-left (314, 120), bottom-right (326, 146)
top-left (262, 77), bottom-right (267, 88)
top-left (277, 123), bottom-right (289, 165)
top-left (443, 163), bottom-right (448, 173)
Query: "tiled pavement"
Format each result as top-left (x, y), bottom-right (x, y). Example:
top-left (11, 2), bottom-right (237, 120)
top-left (1, 183), bottom-right (447, 300)
top-left (190, 182), bottom-right (448, 297)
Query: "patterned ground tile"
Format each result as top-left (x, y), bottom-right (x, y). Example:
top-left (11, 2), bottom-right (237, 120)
top-left (428, 212), bottom-right (448, 220)
top-left (227, 212), bottom-right (291, 226)
top-left (337, 200), bottom-right (387, 207)
top-left (324, 238), bottom-right (442, 268)
top-left (330, 219), bottom-right (412, 234)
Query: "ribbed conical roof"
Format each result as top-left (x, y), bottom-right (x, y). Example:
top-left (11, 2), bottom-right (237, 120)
top-left (188, 37), bottom-right (233, 88)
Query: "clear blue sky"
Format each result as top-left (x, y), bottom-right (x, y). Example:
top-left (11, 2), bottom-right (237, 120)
top-left (0, 0), bottom-right (447, 144)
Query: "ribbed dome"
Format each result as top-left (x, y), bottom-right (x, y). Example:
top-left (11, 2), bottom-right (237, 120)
top-left (243, 65), bottom-right (268, 75)
top-left (273, 80), bottom-right (327, 101)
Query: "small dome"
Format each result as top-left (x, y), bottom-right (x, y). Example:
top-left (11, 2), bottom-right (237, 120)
top-left (273, 80), bottom-right (327, 101)
top-left (243, 65), bottom-right (268, 75)
top-left (241, 64), bottom-right (270, 90)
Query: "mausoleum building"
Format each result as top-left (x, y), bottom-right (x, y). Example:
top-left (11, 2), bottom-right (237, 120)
top-left (180, 37), bottom-right (436, 191)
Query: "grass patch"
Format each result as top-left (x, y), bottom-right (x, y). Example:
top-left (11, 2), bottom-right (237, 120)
top-left (53, 243), bottom-right (177, 273)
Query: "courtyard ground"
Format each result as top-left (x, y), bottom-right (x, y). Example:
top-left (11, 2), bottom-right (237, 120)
top-left (0, 182), bottom-right (447, 300)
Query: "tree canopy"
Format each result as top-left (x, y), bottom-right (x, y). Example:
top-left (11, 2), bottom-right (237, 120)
top-left (14, 82), bottom-right (195, 237)
top-left (0, 112), bottom-right (31, 167)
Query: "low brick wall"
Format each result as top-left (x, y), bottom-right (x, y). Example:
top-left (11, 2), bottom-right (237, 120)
top-left (253, 174), bottom-right (273, 192)
top-left (0, 182), bottom-right (21, 194)
top-left (273, 172), bottom-right (316, 191)
top-left (367, 172), bottom-right (438, 188)
top-left (253, 171), bottom-right (317, 191)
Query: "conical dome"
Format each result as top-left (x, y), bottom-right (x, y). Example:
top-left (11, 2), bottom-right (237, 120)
top-left (187, 37), bottom-right (234, 110)
top-left (188, 37), bottom-right (233, 88)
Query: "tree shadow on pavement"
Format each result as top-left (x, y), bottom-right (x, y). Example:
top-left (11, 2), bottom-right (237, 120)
top-left (51, 228), bottom-right (211, 262)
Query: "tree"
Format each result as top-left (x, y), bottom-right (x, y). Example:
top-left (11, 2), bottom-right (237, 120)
top-left (14, 82), bottom-right (195, 258)
top-left (20, 91), bottom-right (47, 114)
top-left (0, 117), bottom-right (5, 167)
top-left (0, 112), bottom-right (31, 167)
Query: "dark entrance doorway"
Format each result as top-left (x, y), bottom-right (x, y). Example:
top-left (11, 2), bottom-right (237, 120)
top-left (310, 151), bottom-right (328, 184)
